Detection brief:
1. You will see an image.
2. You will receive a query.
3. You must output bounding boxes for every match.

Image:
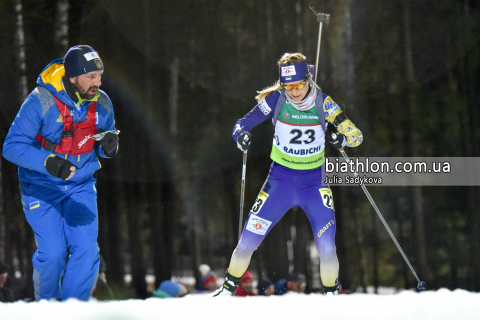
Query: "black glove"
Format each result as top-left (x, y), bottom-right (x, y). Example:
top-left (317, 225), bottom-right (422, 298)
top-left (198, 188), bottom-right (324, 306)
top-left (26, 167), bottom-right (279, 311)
top-left (237, 131), bottom-right (252, 151)
top-left (328, 131), bottom-right (347, 150)
top-left (98, 128), bottom-right (118, 156)
top-left (45, 156), bottom-right (77, 180)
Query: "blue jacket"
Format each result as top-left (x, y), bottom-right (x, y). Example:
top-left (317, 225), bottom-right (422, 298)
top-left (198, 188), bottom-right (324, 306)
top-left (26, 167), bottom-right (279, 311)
top-left (2, 59), bottom-right (117, 188)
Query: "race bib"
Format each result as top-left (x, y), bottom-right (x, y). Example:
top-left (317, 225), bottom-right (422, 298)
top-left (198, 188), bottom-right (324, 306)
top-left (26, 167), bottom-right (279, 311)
top-left (251, 191), bottom-right (269, 214)
top-left (319, 188), bottom-right (334, 210)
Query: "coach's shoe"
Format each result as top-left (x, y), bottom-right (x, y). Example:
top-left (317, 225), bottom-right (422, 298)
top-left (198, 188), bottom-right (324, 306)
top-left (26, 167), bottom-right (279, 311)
top-left (210, 271), bottom-right (242, 297)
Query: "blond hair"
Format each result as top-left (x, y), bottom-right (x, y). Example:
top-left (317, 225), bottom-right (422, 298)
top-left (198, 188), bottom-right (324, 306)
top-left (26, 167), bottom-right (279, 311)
top-left (255, 53), bottom-right (308, 102)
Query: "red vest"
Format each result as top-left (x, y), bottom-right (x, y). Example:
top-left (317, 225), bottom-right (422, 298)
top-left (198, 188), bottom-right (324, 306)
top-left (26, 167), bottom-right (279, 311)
top-left (36, 95), bottom-right (98, 156)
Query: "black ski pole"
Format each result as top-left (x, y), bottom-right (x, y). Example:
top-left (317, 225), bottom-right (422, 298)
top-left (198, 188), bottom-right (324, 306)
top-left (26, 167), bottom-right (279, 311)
top-left (238, 151), bottom-right (248, 242)
top-left (333, 136), bottom-right (426, 291)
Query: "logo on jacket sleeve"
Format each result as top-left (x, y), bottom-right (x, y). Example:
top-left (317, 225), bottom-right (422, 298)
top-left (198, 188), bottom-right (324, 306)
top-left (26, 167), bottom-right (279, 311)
top-left (233, 124), bottom-right (243, 135)
top-left (30, 201), bottom-right (40, 210)
top-left (258, 99), bottom-right (272, 115)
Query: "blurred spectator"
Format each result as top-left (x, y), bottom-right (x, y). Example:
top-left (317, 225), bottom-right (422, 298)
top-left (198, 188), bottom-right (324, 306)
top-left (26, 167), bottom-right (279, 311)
top-left (152, 280), bottom-right (188, 298)
top-left (235, 270), bottom-right (256, 297)
top-left (201, 271), bottom-right (219, 291)
top-left (192, 264), bottom-right (219, 294)
top-left (285, 272), bottom-right (306, 294)
top-left (192, 271), bottom-right (219, 294)
top-left (257, 279), bottom-right (274, 296)
top-left (198, 264), bottom-right (211, 278)
top-left (0, 261), bottom-right (14, 302)
top-left (274, 278), bottom-right (287, 295)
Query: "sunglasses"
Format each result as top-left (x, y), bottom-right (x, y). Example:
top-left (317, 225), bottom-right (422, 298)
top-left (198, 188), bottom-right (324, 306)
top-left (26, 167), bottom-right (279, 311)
top-left (281, 79), bottom-right (308, 91)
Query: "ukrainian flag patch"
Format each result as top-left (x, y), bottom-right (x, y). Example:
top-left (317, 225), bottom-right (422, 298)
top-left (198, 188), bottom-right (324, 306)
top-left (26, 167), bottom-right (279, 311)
top-left (30, 201), bottom-right (40, 210)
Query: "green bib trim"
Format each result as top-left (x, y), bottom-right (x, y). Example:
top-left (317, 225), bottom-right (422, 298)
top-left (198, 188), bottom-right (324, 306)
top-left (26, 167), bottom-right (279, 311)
top-left (270, 146), bottom-right (325, 169)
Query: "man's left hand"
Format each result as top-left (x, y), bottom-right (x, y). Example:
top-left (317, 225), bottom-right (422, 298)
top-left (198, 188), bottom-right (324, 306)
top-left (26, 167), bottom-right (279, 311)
top-left (98, 128), bottom-right (118, 156)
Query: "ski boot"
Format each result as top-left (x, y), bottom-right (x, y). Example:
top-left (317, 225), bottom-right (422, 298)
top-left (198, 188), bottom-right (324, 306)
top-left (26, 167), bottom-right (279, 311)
top-left (210, 271), bottom-right (242, 297)
top-left (323, 284), bottom-right (339, 296)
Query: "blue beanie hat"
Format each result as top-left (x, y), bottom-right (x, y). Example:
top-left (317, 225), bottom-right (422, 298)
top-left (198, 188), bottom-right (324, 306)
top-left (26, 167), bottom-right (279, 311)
top-left (64, 45), bottom-right (104, 78)
top-left (257, 279), bottom-right (273, 296)
top-left (274, 278), bottom-right (288, 295)
top-left (159, 280), bottom-right (181, 297)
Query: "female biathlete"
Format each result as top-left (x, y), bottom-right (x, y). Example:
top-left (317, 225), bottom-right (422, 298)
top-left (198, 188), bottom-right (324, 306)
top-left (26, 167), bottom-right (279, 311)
top-left (212, 52), bottom-right (362, 296)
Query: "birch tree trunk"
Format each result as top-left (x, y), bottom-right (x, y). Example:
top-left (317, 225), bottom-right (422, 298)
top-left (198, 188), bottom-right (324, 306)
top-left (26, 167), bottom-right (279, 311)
top-left (403, 0), bottom-right (429, 284)
top-left (295, 1), bottom-right (303, 53)
top-left (55, 0), bottom-right (69, 54)
top-left (14, 0), bottom-right (27, 102)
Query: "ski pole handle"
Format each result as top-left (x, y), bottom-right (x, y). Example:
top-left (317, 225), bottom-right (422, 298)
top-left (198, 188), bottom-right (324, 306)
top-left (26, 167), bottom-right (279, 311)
top-left (309, 5), bottom-right (330, 83)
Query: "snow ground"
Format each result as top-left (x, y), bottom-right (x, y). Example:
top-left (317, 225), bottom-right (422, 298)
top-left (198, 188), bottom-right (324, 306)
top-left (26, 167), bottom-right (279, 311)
top-left (1, 288), bottom-right (479, 320)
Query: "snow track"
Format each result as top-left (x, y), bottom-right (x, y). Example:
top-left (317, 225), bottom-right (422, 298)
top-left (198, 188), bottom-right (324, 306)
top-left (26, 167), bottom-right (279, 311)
top-left (1, 288), bottom-right (478, 320)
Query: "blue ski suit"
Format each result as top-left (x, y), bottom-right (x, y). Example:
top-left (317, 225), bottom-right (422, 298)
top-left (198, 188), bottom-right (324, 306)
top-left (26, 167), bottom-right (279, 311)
top-left (2, 59), bottom-right (117, 301)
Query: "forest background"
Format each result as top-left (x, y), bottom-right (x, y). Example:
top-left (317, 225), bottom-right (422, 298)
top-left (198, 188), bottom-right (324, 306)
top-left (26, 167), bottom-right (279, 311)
top-left (0, 0), bottom-right (479, 300)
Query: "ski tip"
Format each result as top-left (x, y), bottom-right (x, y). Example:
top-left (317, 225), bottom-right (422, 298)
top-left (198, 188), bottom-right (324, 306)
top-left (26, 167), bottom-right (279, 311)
top-left (416, 281), bottom-right (427, 291)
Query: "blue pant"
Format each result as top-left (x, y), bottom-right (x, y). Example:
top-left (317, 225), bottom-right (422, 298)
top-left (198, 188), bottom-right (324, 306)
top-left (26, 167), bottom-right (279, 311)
top-left (20, 178), bottom-right (100, 301)
top-left (228, 162), bottom-right (339, 287)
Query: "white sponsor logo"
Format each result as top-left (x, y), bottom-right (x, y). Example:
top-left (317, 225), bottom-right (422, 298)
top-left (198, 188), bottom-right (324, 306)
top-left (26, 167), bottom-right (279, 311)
top-left (78, 135), bottom-right (91, 148)
top-left (84, 52), bottom-right (100, 61)
top-left (233, 124), bottom-right (243, 135)
top-left (246, 215), bottom-right (272, 235)
top-left (258, 100), bottom-right (272, 115)
top-left (281, 65), bottom-right (296, 77)
top-left (291, 115), bottom-right (319, 119)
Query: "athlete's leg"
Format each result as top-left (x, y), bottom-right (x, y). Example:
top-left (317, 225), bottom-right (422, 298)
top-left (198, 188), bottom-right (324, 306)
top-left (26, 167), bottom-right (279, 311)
top-left (300, 169), bottom-right (339, 288)
top-left (20, 182), bottom-right (67, 301)
top-left (228, 164), bottom-right (295, 278)
top-left (61, 179), bottom-right (100, 301)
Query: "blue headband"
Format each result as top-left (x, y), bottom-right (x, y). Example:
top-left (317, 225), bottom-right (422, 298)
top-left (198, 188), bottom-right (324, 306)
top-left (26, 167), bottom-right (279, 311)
top-left (279, 61), bottom-right (309, 83)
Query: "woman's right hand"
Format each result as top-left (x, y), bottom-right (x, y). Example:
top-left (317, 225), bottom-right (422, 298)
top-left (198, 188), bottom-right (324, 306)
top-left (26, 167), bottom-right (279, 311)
top-left (237, 132), bottom-right (252, 151)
